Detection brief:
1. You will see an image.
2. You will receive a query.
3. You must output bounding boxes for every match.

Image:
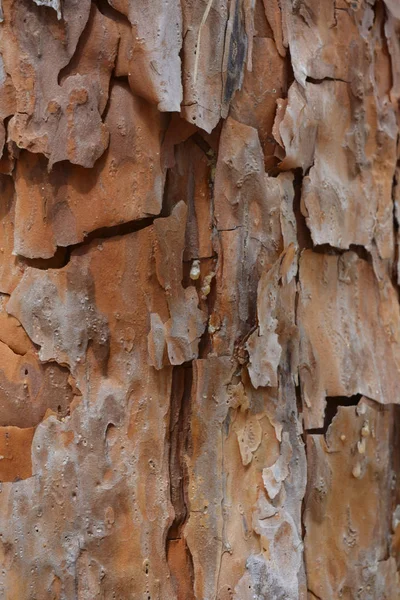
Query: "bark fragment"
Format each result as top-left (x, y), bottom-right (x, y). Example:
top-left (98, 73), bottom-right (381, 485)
top-left (305, 398), bottom-right (399, 599)
top-left (298, 250), bottom-right (400, 429)
top-left (13, 82), bottom-right (165, 258)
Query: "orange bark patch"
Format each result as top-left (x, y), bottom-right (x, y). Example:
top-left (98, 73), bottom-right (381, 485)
top-left (0, 426), bottom-right (35, 481)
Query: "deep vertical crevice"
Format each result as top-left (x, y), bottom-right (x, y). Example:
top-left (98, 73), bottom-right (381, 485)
top-left (166, 364), bottom-right (195, 599)
top-left (292, 168), bottom-right (313, 251)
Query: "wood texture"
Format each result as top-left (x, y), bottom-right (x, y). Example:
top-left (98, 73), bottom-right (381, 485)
top-left (0, 0), bottom-right (399, 598)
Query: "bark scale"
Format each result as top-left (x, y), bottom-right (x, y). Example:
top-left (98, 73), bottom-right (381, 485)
top-left (0, 0), bottom-right (399, 598)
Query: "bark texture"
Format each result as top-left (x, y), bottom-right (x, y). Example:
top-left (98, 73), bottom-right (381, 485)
top-left (0, 0), bottom-right (399, 598)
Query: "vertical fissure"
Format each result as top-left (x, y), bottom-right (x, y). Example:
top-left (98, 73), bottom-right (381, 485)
top-left (166, 363), bottom-right (195, 598)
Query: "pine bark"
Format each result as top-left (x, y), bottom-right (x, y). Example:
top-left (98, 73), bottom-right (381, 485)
top-left (0, 0), bottom-right (399, 598)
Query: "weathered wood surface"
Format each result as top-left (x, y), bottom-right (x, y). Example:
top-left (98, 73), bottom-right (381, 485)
top-left (0, 0), bottom-right (399, 598)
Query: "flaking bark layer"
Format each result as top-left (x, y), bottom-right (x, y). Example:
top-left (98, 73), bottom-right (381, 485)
top-left (0, 0), bottom-right (399, 598)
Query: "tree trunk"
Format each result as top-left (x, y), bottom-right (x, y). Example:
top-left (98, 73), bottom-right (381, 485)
top-left (0, 0), bottom-right (399, 598)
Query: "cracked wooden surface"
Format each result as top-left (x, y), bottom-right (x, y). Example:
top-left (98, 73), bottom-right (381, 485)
top-left (0, 0), bottom-right (399, 598)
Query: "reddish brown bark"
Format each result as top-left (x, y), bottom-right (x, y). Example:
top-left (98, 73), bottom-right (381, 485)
top-left (0, 0), bottom-right (399, 598)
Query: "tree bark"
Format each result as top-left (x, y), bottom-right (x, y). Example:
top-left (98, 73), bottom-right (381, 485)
top-left (0, 0), bottom-right (399, 598)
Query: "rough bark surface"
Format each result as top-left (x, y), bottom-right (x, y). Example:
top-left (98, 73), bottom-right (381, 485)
top-left (0, 0), bottom-right (399, 598)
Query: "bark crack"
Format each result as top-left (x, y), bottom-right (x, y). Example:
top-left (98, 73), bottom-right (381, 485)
top-left (19, 215), bottom-right (157, 270)
top-left (304, 395), bottom-right (362, 436)
top-left (305, 76), bottom-right (350, 85)
top-left (166, 364), bottom-right (195, 598)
